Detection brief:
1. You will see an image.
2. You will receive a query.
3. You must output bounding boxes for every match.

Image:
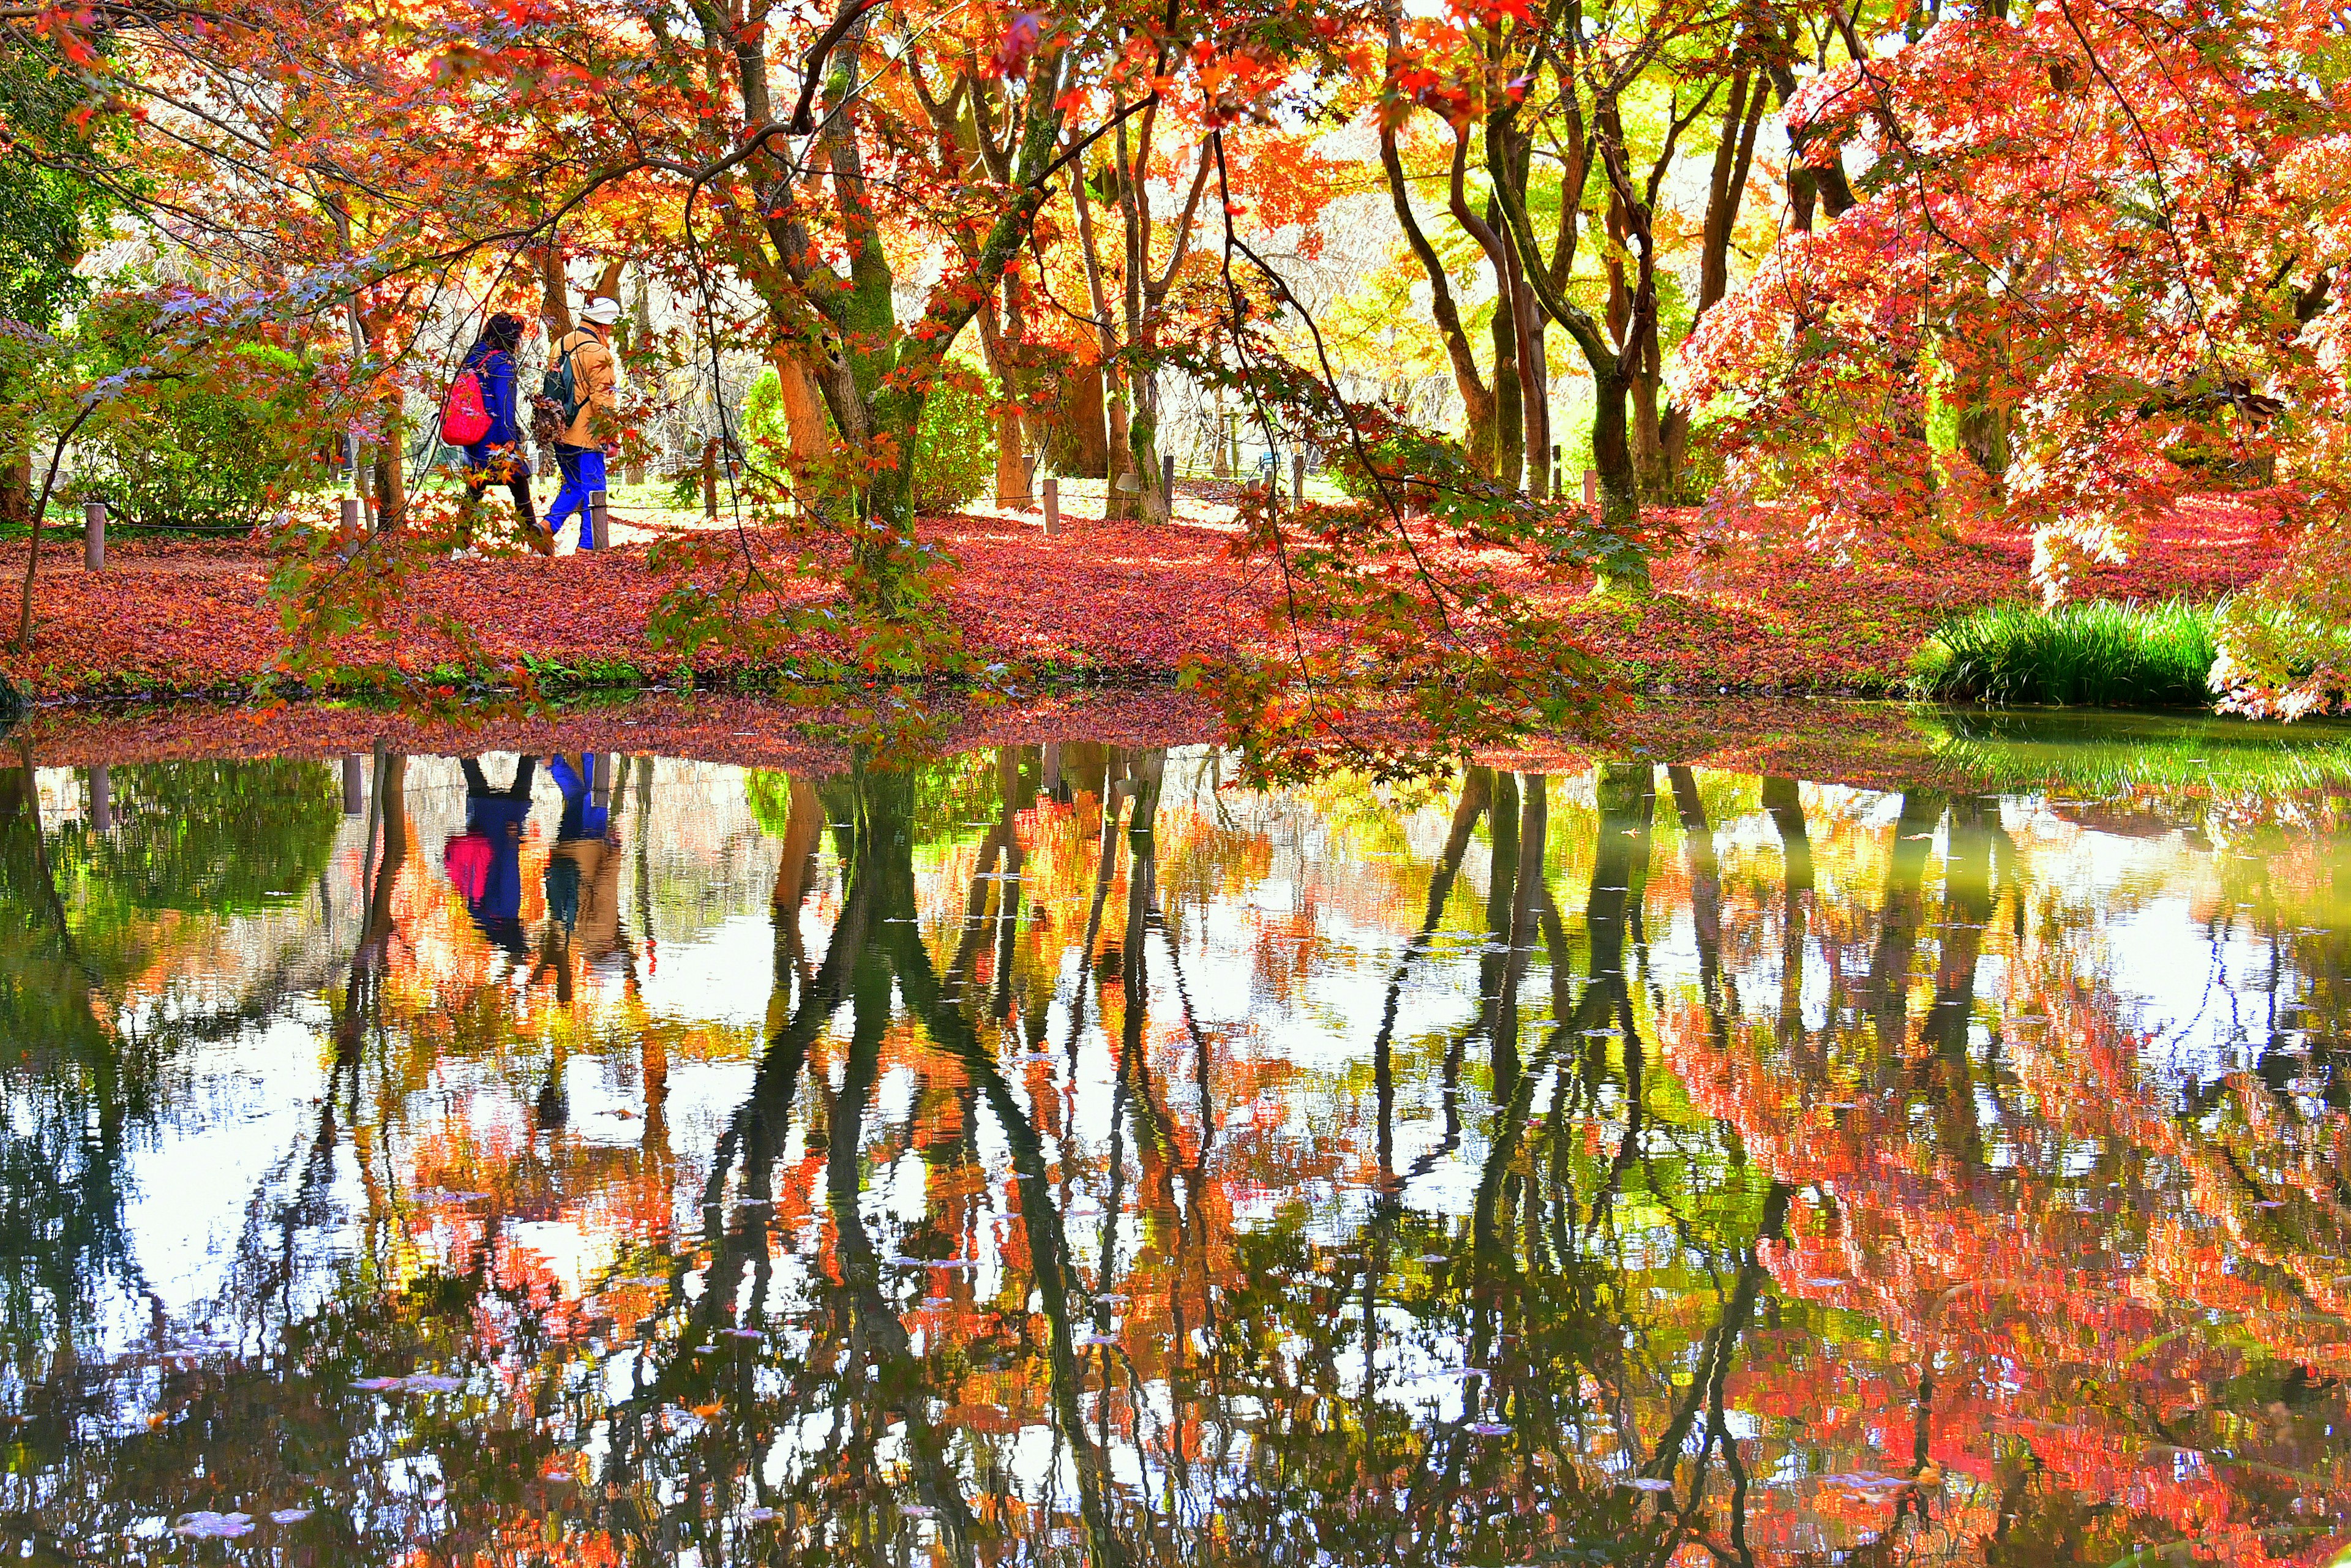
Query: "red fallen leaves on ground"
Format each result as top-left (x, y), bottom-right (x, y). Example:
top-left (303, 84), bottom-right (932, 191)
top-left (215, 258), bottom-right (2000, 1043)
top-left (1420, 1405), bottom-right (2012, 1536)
top-left (0, 488), bottom-right (2287, 702)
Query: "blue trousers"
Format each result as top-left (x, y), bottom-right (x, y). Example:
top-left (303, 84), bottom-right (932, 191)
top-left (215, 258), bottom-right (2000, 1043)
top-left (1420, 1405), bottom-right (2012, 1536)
top-left (548, 445), bottom-right (607, 549)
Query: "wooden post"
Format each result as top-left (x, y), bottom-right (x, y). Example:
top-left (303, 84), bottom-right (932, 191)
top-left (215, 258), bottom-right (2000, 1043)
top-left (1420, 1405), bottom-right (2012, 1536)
top-left (1161, 453), bottom-right (1176, 514)
top-left (342, 754), bottom-right (366, 815)
top-left (588, 489), bottom-right (610, 550)
top-left (88, 765), bottom-right (111, 833)
top-left (82, 501), bottom-right (105, 571)
top-left (1042, 475), bottom-right (1061, 536)
top-left (1292, 453), bottom-right (1306, 508)
top-left (622, 461), bottom-right (644, 488)
top-left (1583, 469), bottom-right (1599, 511)
top-left (590, 752), bottom-right (613, 811)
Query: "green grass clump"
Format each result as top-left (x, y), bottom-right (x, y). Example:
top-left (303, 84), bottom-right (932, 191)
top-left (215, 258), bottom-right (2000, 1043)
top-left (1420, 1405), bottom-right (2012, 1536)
top-left (1910, 599), bottom-right (2218, 707)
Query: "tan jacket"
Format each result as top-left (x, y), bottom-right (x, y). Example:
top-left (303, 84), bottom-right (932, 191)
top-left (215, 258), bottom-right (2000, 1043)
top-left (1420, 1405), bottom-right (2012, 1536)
top-left (553, 326), bottom-right (618, 448)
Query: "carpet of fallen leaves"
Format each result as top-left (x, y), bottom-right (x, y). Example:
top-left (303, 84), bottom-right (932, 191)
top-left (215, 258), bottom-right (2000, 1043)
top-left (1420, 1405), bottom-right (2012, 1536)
top-left (0, 486), bottom-right (2287, 702)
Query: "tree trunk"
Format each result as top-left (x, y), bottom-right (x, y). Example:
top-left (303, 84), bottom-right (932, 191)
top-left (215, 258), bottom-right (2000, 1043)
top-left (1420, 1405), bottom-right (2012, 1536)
top-left (0, 454), bottom-right (29, 533)
top-left (1104, 381), bottom-right (1136, 520)
top-left (994, 402), bottom-right (1027, 505)
top-left (767, 346), bottom-right (836, 520)
top-left (1381, 120), bottom-right (1498, 475)
top-left (371, 404), bottom-right (408, 531)
top-left (1652, 65), bottom-right (1768, 503)
top-left (537, 239), bottom-right (573, 338)
top-left (1502, 183), bottom-right (1549, 500)
top-left (1128, 377), bottom-right (1168, 523)
top-left (1489, 231), bottom-right (1524, 490)
top-left (1633, 331), bottom-right (1667, 497)
top-left (1038, 364), bottom-right (1109, 479)
top-left (1523, 317), bottom-right (1551, 500)
top-left (1592, 369), bottom-right (1646, 589)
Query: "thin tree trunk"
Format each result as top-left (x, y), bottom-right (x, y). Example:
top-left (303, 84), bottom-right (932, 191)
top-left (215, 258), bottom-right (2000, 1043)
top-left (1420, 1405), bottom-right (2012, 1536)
top-left (15, 400), bottom-right (99, 652)
top-left (1382, 121), bottom-right (1498, 474)
top-left (1071, 164), bottom-right (1134, 518)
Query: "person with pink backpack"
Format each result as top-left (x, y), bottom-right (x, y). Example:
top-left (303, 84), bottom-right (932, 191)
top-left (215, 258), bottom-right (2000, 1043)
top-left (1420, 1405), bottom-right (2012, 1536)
top-left (444, 313), bottom-right (552, 555)
top-left (444, 756), bottom-right (538, 955)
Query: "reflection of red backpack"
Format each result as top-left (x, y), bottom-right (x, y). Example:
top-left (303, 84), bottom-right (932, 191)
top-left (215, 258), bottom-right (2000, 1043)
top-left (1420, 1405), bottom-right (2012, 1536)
top-left (443, 832), bottom-right (492, 901)
top-left (440, 367), bottom-right (491, 445)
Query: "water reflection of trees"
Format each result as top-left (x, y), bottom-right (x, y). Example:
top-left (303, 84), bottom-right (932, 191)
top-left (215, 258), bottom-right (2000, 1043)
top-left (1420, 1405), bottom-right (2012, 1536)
top-left (0, 745), bottom-right (2346, 1565)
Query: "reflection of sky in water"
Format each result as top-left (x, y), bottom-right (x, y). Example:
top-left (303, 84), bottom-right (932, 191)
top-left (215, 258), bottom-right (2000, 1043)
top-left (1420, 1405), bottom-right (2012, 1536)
top-left (4, 745), bottom-right (2348, 1564)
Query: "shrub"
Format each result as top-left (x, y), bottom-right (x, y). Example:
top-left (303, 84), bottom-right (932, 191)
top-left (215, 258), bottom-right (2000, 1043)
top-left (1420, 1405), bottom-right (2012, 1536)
top-left (67, 320), bottom-right (315, 531)
top-left (1910, 599), bottom-right (2219, 707)
top-left (738, 365), bottom-right (995, 516)
top-left (908, 372), bottom-right (994, 514)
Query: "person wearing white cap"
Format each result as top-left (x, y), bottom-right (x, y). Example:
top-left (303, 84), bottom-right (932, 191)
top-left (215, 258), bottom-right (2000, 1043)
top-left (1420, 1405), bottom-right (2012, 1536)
top-left (545, 293), bottom-right (623, 551)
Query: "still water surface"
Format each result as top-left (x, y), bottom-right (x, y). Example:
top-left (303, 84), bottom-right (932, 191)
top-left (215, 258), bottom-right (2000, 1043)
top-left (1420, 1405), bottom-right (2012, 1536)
top-left (2, 726), bottom-right (2348, 1564)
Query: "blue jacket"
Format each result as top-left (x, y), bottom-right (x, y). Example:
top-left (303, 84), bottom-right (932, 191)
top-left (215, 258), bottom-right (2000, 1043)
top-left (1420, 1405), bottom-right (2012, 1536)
top-left (462, 343), bottom-right (522, 446)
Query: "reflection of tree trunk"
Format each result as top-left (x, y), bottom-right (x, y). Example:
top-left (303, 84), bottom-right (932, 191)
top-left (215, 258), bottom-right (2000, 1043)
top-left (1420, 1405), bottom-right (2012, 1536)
top-left (866, 765), bottom-right (1127, 1565)
top-left (1581, 763), bottom-right (1655, 1225)
top-left (1497, 776), bottom-right (1547, 1100)
top-left (767, 775), bottom-right (825, 1029)
top-left (1475, 778), bottom-right (1564, 1268)
top-left (1374, 770), bottom-right (1493, 1191)
top-left (1667, 767), bottom-right (1725, 1006)
top-left (1760, 776), bottom-right (1812, 1057)
top-left (1869, 793), bottom-right (1945, 1056)
top-left (1585, 764), bottom-right (1653, 1003)
top-left (340, 750), bottom-right (408, 1078)
top-left (825, 916), bottom-right (986, 1566)
top-left (1641, 1183), bottom-right (1792, 1484)
top-left (9, 741), bottom-right (81, 968)
top-left (1477, 770), bottom-right (1522, 1079)
top-left (1922, 795), bottom-right (1995, 1168)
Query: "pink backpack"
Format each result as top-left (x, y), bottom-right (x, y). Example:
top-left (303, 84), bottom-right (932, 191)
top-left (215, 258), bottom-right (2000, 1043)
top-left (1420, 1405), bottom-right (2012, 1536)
top-left (441, 367), bottom-right (492, 445)
top-left (444, 832), bottom-right (493, 901)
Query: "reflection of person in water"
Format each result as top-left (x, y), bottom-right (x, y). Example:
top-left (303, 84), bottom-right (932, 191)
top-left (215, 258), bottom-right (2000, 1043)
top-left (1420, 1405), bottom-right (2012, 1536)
top-left (536, 754), bottom-right (625, 999)
top-left (445, 757), bottom-right (537, 956)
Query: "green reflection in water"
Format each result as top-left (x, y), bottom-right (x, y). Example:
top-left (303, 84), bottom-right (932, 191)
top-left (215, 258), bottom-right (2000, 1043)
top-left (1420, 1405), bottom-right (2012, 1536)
top-left (0, 726), bottom-right (2346, 1566)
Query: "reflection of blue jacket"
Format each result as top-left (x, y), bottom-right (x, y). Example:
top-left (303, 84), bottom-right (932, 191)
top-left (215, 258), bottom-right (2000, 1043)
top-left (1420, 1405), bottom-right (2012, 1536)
top-left (461, 343), bottom-right (522, 445)
top-left (550, 755), bottom-right (610, 841)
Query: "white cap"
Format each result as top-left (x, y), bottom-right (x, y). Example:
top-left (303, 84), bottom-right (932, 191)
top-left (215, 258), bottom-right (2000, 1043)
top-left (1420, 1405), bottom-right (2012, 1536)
top-left (579, 295), bottom-right (623, 326)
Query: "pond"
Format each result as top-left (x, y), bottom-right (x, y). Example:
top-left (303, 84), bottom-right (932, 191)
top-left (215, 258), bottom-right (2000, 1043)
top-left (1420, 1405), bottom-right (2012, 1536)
top-left (1, 711), bottom-right (2347, 1565)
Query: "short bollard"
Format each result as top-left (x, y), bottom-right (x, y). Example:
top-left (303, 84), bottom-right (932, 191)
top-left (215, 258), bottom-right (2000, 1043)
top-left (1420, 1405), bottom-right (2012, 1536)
top-left (1583, 469), bottom-right (1599, 511)
top-left (1161, 453), bottom-right (1177, 512)
top-left (342, 754), bottom-right (366, 816)
top-left (1292, 453), bottom-right (1306, 508)
top-left (83, 501), bottom-right (106, 571)
top-left (1023, 454), bottom-right (1041, 507)
top-left (588, 489), bottom-right (610, 550)
top-left (1042, 476), bottom-right (1061, 537)
top-left (88, 765), bottom-right (112, 833)
top-left (623, 462), bottom-right (645, 488)
top-left (339, 496), bottom-right (362, 556)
